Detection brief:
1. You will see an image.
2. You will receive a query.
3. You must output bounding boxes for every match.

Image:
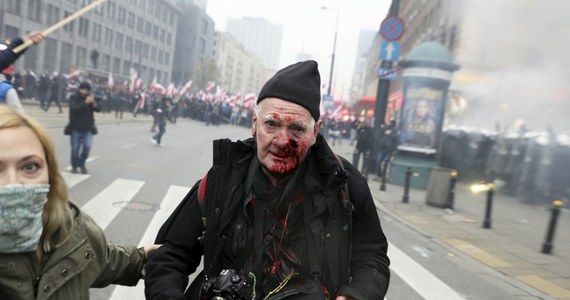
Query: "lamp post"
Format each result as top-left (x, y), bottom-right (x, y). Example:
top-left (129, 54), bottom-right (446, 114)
top-left (321, 6), bottom-right (338, 99)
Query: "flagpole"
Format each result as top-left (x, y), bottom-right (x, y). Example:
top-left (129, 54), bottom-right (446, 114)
top-left (13, 0), bottom-right (108, 54)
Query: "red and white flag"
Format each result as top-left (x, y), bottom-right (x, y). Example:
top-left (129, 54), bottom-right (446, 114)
top-left (179, 80), bottom-right (193, 97)
top-left (205, 81), bottom-right (215, 93)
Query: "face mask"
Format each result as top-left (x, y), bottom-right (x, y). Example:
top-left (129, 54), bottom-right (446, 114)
top-left (0, 184), bottom-right (50, 253)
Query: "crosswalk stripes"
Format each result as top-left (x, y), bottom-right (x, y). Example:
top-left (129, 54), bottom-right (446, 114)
top-left (60, 170), bottom-right (462, 300)
top-left (388, 243), bottom-right (464, 300)
top-left (81, 179), bottom-right (145, 230)
top-left (110, 185), bottom-right (191, 300)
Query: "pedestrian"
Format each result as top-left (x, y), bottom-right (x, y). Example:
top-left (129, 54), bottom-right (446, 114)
top-left (0, 32), bottom-right (44, 71)
top-left (353, 121), bottom-right (373, 172)
top-left (144, 60), bottom-right (390, 300)
top-left (68, 81), bottom-right (100, 174)
top-left (374, 122), bottom-right (399, 181)
top-left (0, 106), bottom-right (160, 300)
top-left (43, 73), bottom-right (63, 113)
top-left (150, 97), bottom-right (170, 146)
top-left (0, 66), bottom-right (23, 113)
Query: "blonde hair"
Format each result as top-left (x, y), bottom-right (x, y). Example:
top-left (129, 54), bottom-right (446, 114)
top-left (0, 106), bottom-right (73, 253)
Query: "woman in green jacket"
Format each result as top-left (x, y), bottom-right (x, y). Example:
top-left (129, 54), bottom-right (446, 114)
top-left (0, 106), bottom-right (159, 299)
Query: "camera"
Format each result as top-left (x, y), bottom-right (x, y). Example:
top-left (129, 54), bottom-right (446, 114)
top-left (200, 269), bottom-right (255, 300)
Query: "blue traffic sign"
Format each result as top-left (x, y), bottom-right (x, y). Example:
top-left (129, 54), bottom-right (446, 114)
top-left (380, 16), bottom-right (405, 41)
top-left (380, 41), bottom-right (400, 61)
top-left (378, 68), bottom-right (397, 80)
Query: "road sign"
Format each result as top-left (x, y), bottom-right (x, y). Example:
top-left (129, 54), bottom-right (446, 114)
top-left (378, 68), bottom-right (397, 80)
top-left (380, 41), bottom-right (401, 61)
top-left (380, 16), bottom-right (405, 41)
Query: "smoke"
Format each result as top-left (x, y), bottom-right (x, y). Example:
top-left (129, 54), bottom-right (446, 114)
top-left (450, 0), bottom-right (570, 133)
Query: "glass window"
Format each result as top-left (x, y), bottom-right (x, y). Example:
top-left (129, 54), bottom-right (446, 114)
top-left (107, 2), bottom-right (116, 20)
top-left (113, 57), bottom-right (121, 74)
top-left (118, 7), bottom-right (126, 24)
top-left (128, 12), bottom-right (135, 28)
top-left (79, 18), bottom-right (89, 37)
top-left (137, 17), bottom-right (144, 33)
top-left (76, 46), bottom-right (87, 69)
top-left (60, 42), bottom-right (73, 73)
top-left (46, 4), bottom-right (60, 26)
top-left (104, 28), bottom-right (113, 45)
top-left (63, 12), bottom-right (74, 32)
top-left (6, 0), bottom-right (22, 15)
top-left (27, 0), bottom-right (41, 22)
top-left (115, 33), bottom-right (124, 50)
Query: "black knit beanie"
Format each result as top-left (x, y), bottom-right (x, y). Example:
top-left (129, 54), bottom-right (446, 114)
top-left (257, 60), bottom-right (321, 121)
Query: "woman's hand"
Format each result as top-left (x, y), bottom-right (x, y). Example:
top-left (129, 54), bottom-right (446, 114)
top-left (143, 244), bottom-right (161, 256)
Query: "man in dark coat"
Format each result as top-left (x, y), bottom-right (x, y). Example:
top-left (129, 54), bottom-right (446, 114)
top-left (145, 60), bottom-right (390, 300)
top-left (68, 81), bottom-right (100, 174)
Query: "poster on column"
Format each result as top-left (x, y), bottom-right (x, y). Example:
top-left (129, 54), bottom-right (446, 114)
top-left (399, 79), bottom-right (447, 154)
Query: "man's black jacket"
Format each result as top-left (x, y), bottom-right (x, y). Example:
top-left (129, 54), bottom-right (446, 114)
top-left (144, 135), bottom-right (390, 299)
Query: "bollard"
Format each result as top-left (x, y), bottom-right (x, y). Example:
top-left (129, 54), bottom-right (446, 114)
top-left (380, 160), bottom-right (388, 191)
top-left (362, 151), bottom-right (370, 181)
top-left (541, 200), bottom-right (563, 254)
top-left (447, 171), bottom-right (458, 209)
top-left (402, 167), bottom-right (411, 203)
top-left (482, 184), bottom-right (494, 229)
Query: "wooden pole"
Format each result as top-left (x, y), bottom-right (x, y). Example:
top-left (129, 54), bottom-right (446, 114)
top-left (12, 0), bottom-right (107, 54)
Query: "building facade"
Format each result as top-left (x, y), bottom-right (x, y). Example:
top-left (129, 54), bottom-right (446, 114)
top-left (171, 0), bottom-right (215, 85)
top-left (214, 31), bottom-right (266, 96)
top-left (1, 0), bottom-right (181, 84)
top-left (226, 17), bottom-right (283, 71)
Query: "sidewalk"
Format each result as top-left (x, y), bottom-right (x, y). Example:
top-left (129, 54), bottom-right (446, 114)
top-left (330, 141), bottom-right (570, 300)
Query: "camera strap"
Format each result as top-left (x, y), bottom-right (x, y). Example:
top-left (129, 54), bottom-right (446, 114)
top-left (302, 192), bottom-right (321, 279)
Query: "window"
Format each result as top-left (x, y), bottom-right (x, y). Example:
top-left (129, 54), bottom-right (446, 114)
top-left (137, 17), bottom-right (144, 33)
top-left (63, 12), bottom-right (74, 32)
top-left (127, 12), bottom-right (135, 28)
top-left (164, 52), bottom-right (170, 65)
top-left (135, 40), bottom-right (142, 56)
top-left (118, 7), bottom-right (126, 24)
top-left (150, 46), bottom-right (157, 61)
top-left (60, 42), bottom-right (73, 73)
top-left (123, 60), bottom-right (131, 76)
top-left (167, 33), bottom-right (172, 45)
top-left (47, 4), bottom-right (60, 26)
top-left (6, 0), bottom-right (22, 15)
top-left (27, 0), bottom-right (41, 22)
top-left (102, 54), bottom-right (111, 72)
top-left (115, 33), bottom-right (124, 50)
top-left (104, 28), bottom-right (113, 45)
top-left (76, 46), bottom-right (87, 69)
top-left (153, 25), bottom-right (159, 40)
top-left (126, 37), bottom-right (133, 53)
top-left (159, 29), bottom-right (166, 43)
top-left (145, 21), bottom-right (152, 35)
top-left (201, 19), bottom-right (208, 35)
top-left (199, 38), bottom-right (206, 54)
top-left (169, 11), bottom-right (175, 26)
top-left (158, 49), bottom-right (164, 64)
top-left (113, 57), bottom-right (121, 74)
top-left (143, 43), bottom-right (149, 59)
top-left (79, 18), bottom-right (90, 37)
top-left (92, 23), bottom-right (102, 42)
top-left (107, 2), bottom-right (116, 20)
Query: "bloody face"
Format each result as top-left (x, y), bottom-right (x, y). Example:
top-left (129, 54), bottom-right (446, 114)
top-left (252, 98), bottom-right (321, 181)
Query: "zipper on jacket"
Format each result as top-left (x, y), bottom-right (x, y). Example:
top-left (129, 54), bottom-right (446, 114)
top-left (33, 276), bottom-right (40, 297)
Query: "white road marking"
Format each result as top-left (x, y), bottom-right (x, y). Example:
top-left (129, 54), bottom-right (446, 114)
top-left (121, 143), bottom-right (138, 149)
top-left (110, 185), bottom-right (190, 300)
top-left (81, 178), bottom-right (144, 229)
top-left (61, 172), bottom-right (89, 188)
top-left (388, 243), bottom-right (464, 300)
top-left (63, 156), bottom-right (99, 171)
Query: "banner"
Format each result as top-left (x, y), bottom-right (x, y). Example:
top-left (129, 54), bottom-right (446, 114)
top-left (399, 78), bottom-right (449, 154)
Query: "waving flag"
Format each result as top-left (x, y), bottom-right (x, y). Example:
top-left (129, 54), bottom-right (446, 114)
top-left (205, 81), bottom-right (215, 93)
top-left (179, 80), bottom-right (193, 97)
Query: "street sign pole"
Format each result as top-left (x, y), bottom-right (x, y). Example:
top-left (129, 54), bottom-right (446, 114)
top-left (372, 0), bottom-right (401, 177)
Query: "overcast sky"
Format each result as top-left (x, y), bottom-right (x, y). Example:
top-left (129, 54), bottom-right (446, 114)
top-left (206, 0), bottom-right (391, 99)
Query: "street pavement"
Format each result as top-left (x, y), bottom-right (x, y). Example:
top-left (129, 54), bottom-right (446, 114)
top-left (19, 101), bottom-right (570, 299)
top-left (330, 140), bottom-right (570, 300)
